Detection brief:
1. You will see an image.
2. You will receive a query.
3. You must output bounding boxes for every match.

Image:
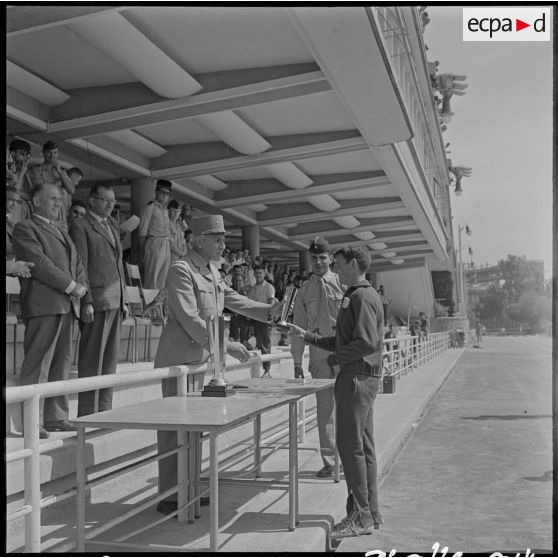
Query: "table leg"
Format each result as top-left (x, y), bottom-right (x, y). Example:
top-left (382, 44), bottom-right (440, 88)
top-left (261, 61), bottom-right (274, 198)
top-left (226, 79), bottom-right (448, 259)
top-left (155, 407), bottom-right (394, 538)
top-left (76, 427), bottom-right (86, 552)
top-left (187, 431), bottom-right (195, 523)
top-left (253, 415), bottom-right (261, 478)
top-left (194, 432), bottom-right (201, 519)
top-left (297, 399), bottom-right (306, 443)
top-left (177, 429), bottom-right (188, 522)
top-left (288, 401), bottom-right (298, 530)
top-left (209, 432), bottom-right (219, 552)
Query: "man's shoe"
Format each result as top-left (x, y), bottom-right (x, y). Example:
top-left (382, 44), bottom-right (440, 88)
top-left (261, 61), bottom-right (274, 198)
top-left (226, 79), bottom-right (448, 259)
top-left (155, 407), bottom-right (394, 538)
top-left (330, 511), bottom-right (373, 539)
top-left (316, 465), bottom-right (333, 478)
top-left (39, 426), bottom-right (50, 439)
top-left (156, 501), bottom-right (178, 515)
top-left (44, 420), bottom-right (76, 432)
top-left (260, 372), bottom-right (272, 379)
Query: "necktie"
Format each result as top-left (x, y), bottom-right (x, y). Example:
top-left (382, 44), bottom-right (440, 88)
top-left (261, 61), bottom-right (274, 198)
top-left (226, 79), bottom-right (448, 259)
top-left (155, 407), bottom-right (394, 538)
top-left (49, 221), bottom-right (65, 242)
top-left (318, 276), bottom-right (333, 335)
top-left (102, 219), bottom-right (115, 245)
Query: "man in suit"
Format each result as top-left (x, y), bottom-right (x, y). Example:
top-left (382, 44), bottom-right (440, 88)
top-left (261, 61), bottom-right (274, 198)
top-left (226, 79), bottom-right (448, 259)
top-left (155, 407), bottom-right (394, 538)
top-left (154, 215), bottom-right (283, 515)
top-left (69, 185), bottom-right (129, 417)
top-left (13, 183), bottom-right (88, 438)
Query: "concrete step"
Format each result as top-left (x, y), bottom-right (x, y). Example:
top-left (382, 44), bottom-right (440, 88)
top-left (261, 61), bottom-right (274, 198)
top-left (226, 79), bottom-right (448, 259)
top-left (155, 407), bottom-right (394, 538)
top-left (7, 349), bottom-right (463, 553)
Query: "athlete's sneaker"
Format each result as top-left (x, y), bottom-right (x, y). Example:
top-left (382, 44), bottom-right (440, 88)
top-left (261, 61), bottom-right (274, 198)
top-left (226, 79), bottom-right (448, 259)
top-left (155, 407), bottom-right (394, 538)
top-left (330, 510), bottom-right (373, 539)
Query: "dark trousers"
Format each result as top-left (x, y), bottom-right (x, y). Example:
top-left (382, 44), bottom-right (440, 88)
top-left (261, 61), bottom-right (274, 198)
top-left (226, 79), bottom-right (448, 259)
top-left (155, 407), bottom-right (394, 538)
top-left (252, 321), bottom-right (271, 372)
top-left (232, 316), bottom-right (270, 371)
top-left (20, 313), bottom-right (73, 423)
top-left (335, 372), bottom-right (382, 527)
top-left (77, 308), bottom-right (121, 417)
top-left (157, 374), bottom-right (202, 500)
top-left (230, 313), bottom-right (249, 344)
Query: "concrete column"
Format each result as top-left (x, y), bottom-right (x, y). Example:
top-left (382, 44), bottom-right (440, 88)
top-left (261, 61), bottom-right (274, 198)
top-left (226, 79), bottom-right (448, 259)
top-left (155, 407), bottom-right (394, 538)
top-left (130, 178), bottom-right (155, 264)
top-left (298, 250), bottom-right (311, 273)
top-left (241, 225), bottom-right (260, 257)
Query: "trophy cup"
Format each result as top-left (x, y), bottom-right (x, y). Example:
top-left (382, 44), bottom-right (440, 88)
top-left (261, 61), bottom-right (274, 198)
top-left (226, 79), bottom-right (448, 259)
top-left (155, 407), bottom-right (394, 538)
top-left (277, 286), bottom-right (298, 328)
top-left (202, 315), bottom-right (236, 397)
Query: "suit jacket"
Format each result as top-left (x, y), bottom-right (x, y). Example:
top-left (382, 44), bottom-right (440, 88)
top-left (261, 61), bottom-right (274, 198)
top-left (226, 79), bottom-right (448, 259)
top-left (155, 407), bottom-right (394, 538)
top-left (69, 212), bottom-right (127, 311)
top-left (13, 215), bottom-right (86, 319)
top-left (6, 216), bottom-right (15, 260)
top-left (154, 249), bottom-right (270, 368)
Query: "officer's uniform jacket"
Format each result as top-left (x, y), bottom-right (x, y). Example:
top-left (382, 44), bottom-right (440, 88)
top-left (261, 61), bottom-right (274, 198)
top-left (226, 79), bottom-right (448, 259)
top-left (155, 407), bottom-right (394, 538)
top-left (154, 248), bottom-right (270, 368)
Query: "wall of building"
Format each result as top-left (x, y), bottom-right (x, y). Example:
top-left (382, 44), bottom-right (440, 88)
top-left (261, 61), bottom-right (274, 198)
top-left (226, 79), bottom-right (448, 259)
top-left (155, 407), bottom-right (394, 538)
top-left (376, 265), bottom-right (435, 322)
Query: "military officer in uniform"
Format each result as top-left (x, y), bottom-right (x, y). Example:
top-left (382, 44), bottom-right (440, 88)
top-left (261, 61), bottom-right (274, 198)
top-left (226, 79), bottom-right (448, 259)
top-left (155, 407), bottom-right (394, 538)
top-left (138, 179), bottom-right (172, 289)
top-left (291, 236), bottom-right (344, 477)
top-left (154, 214), bottom-right (283, 515)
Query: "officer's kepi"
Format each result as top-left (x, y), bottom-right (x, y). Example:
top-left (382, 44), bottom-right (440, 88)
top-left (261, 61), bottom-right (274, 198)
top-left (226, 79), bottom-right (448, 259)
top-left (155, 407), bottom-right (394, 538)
top-left (190, 215), bottom-right (230, 236)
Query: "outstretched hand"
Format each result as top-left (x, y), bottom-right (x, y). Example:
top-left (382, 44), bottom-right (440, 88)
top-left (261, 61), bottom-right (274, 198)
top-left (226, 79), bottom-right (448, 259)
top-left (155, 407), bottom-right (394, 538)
top-left (227, 341), bottom-right (251, 363)
top-left (286, 323), bottom-right (306, 338)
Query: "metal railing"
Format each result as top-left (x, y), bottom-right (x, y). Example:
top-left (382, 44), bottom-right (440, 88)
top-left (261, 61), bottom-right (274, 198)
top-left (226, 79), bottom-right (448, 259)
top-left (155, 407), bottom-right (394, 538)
top-left (382, 331), bottom-right (450, 380)
top-left (6, 333), bottom-right (450, 553)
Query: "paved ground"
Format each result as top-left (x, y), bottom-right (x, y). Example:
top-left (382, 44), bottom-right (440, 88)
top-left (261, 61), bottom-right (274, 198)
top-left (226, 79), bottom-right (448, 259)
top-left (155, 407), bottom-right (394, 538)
top-left (339, 336), bottom-right (553, 555)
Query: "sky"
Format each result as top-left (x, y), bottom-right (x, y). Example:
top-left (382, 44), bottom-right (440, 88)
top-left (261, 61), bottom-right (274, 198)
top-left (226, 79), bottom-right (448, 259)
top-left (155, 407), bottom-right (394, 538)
top-left (424, 7), bottom-right (553, 277)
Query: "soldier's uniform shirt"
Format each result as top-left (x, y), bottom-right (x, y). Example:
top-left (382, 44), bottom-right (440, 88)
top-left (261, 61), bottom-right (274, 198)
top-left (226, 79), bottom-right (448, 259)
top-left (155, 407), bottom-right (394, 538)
top-left (138, 200), bottom-right (171, 289)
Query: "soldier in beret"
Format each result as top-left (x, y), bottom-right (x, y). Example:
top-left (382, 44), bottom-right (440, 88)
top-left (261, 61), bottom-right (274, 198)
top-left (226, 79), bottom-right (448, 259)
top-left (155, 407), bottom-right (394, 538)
top-left (138, 179), bottom-right (172, 289)
top-left (154, 214), bottom-right (284, 515)
top-left (290, 236), bottom-right (344, 478)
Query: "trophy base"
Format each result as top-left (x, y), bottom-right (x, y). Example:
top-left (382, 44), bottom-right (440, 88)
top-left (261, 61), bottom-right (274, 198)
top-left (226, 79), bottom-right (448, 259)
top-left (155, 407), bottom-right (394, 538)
top-left (202, 383), bottom-right (237, 397)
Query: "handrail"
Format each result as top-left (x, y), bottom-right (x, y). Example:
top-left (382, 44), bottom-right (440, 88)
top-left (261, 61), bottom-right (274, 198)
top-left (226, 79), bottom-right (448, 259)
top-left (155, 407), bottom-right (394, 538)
top-left (7, 334), bottom-right (450, 553)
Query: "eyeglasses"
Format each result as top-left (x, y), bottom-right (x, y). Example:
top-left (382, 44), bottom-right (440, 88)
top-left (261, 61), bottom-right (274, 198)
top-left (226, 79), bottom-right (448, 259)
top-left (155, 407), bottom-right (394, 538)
top-left (72, 210), bottom-right (86, 218)
top-left (92, 195), bottom-right (116, 204)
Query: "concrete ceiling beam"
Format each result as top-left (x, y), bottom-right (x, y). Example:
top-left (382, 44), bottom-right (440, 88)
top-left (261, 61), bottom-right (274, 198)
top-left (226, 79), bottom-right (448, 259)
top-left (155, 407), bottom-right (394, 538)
top-left (287, 216), bottom-right (415, 240)
top-left (214, 171), bottom-right (389, 207)
top-left (48, 69), bottom-right (331, 139)
top-left (152, 133), bottom-right (366, 180)
top-left (258, 198), bottom-right (404, 227)
top-left (7, 6), bottom-right (126, 36)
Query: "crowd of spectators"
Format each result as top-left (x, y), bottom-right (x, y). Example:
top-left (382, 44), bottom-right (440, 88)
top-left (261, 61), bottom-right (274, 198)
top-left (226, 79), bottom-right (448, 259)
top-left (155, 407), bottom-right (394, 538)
top-left (6, 138), bottom-right (433, 434)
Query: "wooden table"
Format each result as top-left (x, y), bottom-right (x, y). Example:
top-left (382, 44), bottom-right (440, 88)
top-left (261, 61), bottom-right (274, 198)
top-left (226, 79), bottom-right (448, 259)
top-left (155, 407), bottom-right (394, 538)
top-left (74, 392), bottom-right (302, 552)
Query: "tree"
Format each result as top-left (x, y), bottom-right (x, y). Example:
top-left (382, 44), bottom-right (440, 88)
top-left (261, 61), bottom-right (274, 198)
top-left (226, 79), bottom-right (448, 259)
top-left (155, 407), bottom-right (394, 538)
top-left (478, 284), bottom-right (506, 322)
top-left (504, 290), bottom-right (551, 332)
top-left (498, 255), bottom-right (544, 304)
